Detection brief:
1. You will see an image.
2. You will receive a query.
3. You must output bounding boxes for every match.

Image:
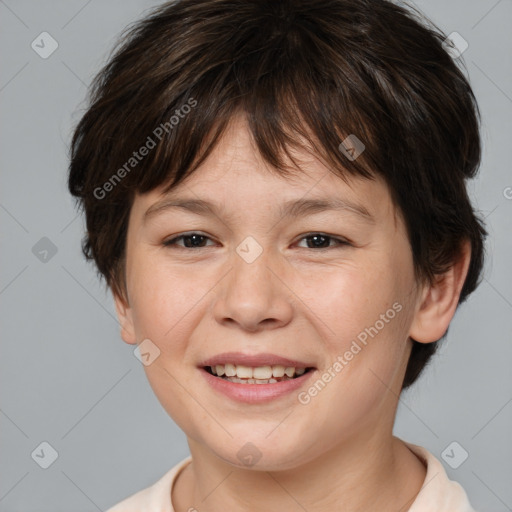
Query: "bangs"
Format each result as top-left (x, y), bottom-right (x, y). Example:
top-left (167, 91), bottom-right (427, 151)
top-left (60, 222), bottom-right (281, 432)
top-left (69, 0), bottom-right (468, 250)
top-left (97, 35), bottom-right (380, 202)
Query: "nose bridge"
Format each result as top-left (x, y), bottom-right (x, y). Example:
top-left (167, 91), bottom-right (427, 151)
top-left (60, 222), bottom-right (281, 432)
top-left (213, 235), bottom-right (293, 330)
top-left (230, 234), bottom-right (275, 298)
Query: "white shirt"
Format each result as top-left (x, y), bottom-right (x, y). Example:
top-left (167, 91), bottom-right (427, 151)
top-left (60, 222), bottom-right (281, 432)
top-left (105, 441), bottom-right (477, 511)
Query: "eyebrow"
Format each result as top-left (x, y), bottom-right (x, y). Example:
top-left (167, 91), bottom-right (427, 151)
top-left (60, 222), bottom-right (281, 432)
top-left (143, 196), bottom-right (375, 224)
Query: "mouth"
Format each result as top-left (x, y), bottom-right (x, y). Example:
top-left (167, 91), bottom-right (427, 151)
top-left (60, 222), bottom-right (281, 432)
top-left (198, 352), bottom-right (317, 402)
top-left (203, 363), bottom-right (315, 384)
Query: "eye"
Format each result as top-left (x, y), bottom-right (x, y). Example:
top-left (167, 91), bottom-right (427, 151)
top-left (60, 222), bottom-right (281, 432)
top-left (295, 233), bottom-right (351, 250)
top-left (162, 232), bottom-right (215, 249)
top-left (162, 232), bottom-right (350, 250)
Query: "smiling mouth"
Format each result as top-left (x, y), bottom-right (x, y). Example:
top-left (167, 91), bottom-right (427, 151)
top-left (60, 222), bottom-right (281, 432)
top-left (204, 364), bottom-right (315, 384)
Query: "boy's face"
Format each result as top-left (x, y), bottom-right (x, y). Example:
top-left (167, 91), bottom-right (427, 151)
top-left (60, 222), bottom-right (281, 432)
top-left (115, 114), bottom-right (425, 469)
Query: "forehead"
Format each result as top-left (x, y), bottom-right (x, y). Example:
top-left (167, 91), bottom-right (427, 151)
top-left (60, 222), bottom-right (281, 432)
top-left (131, 114), bottom-right (398, 229)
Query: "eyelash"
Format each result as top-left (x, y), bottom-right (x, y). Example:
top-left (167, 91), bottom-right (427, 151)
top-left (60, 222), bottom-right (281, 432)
top-left (162, 232), bottom-right (351, 251)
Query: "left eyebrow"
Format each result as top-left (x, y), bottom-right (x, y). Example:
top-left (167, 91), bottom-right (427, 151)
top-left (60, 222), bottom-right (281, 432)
top-left (143, 196), bottom-right (375, 225)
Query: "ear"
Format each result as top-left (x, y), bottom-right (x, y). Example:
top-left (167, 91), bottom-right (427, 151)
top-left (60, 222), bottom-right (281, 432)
top-left (112, 290), bottom-right (137, 345)
top-left (409, 240), bottom-right (471, 343)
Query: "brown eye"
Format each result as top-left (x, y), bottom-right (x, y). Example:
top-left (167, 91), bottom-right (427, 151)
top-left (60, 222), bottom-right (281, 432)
top-left (296, 233), bottom-right (350, 249)
top-left (163, 233), bottom-right (215, 249)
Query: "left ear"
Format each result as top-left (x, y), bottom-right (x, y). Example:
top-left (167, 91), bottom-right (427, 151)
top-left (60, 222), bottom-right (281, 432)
top-left (112, 289), bottom-right (137, 346)
top-left (409, 239), bottom-right (471, 343)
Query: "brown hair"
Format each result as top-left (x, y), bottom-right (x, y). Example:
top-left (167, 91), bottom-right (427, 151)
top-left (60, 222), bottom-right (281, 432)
top-left (68, 0), bottom-right (487, 389)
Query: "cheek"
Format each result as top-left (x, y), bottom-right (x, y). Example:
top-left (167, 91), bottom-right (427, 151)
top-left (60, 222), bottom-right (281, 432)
top-left (126, 252), bottom-right (204, 354)
top-left (300, 259), bottom-right (407, 341)
top-left (125, 256), bottom-right (208, 431)
top-left (302, 255), bottom-right (414, 392)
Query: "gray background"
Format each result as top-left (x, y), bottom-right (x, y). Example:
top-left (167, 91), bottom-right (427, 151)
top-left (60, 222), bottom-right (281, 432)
top-left (0, 0), bottom-right (511, 510)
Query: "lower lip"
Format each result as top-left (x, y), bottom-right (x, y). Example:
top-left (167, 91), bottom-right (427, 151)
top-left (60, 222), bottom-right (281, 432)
top-left (199, 367), bottom-right (316, 403)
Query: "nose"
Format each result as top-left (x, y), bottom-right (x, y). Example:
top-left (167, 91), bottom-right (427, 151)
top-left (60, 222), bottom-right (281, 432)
top-left (212, 245), bottom-right (294, 332)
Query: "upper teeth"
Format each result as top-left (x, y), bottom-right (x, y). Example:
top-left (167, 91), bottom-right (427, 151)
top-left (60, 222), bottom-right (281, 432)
top-left (211, 364), bottom-right (306, 379)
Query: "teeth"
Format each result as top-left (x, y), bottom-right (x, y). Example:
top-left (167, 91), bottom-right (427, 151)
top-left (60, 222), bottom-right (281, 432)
top-left (284, 367), bottom-right (295, 377)
top-left (253, 366), bottom-right (272, 379)
top-left (208, 363), bottom-right (308, 379)
top-left (224, 363), bottom-right (236, 377)
top-left (236, 364), bottom-right (253, 379)
top-left (272, 365), bottom-right (285, 378)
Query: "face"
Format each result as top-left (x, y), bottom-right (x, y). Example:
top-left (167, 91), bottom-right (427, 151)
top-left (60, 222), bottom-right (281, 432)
top-left (115, 114), bottom-right (426, 471)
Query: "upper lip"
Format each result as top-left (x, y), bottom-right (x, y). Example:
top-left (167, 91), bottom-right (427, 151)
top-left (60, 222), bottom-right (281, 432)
top-left (199, 352), bottom-right (315, 369)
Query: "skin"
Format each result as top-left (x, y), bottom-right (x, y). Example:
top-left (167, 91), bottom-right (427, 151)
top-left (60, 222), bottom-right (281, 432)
top-left (114, 113), bottom-right (471, 511)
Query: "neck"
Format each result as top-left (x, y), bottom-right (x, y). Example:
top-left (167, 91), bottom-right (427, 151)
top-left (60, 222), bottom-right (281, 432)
top-left (173, 430), bottom-right (426, 512)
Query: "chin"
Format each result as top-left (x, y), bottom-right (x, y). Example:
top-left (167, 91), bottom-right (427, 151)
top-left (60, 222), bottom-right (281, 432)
top-left (206, 430), bottom-right (312, 472)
